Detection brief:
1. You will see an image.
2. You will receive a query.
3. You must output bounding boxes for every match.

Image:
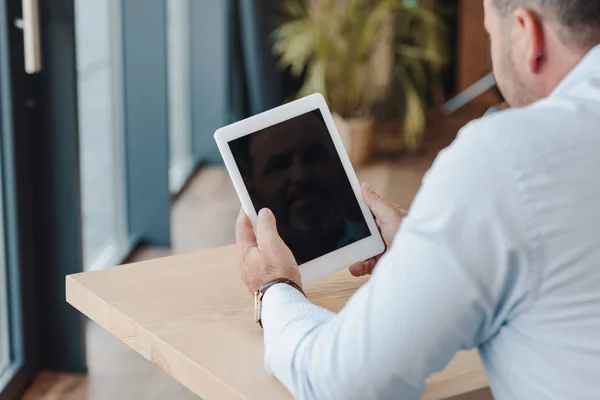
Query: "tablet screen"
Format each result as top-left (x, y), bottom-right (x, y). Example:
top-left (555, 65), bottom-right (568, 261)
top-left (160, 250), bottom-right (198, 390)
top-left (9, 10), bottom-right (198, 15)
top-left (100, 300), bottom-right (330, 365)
top-left (229, 109), bottom-right (371, 265)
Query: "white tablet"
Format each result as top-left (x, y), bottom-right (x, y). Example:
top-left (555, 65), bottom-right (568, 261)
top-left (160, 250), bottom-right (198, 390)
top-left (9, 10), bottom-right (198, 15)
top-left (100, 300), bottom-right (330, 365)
top-left (215, 93), bottom-right (385, 284)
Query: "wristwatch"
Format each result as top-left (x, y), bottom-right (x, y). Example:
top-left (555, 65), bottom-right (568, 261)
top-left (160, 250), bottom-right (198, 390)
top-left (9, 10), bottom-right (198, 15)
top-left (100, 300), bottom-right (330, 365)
top-left (254, 278), bottom-right (305, 328)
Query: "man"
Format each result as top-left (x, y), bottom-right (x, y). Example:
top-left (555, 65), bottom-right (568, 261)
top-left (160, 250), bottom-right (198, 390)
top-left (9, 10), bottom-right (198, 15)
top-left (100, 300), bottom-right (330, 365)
top-left (236, 0), bottom-right (600, 398)
top-left (230, 110), bottom-right (370, 264)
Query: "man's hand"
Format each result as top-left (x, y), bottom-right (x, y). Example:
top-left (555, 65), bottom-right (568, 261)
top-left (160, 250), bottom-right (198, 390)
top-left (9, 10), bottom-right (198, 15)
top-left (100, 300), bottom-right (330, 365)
top-left (236, 207), bottom-right (302, 293)
top-left (349, 183), bottom-right (408, 277)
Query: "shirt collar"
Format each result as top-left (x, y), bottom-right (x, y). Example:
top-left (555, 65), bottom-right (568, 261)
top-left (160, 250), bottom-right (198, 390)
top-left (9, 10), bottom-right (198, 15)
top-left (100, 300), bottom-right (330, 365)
top-left (551, 44), bottom-right (600, 97)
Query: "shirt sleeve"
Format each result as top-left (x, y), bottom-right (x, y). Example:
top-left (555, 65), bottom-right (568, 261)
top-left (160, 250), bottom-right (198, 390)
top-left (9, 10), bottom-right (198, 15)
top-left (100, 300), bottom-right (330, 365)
top-left (261, 121), bottom-right (535, 400)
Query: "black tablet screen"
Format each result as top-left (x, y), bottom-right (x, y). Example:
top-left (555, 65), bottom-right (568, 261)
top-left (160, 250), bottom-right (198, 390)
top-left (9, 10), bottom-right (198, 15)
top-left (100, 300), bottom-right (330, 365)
top-left (229, 109), bottom-right (371, 265)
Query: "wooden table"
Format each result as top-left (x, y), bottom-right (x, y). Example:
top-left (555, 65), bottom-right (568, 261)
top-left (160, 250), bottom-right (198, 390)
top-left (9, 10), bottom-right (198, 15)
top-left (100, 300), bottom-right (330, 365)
top-left (66, 245), bottom-right (488, 400)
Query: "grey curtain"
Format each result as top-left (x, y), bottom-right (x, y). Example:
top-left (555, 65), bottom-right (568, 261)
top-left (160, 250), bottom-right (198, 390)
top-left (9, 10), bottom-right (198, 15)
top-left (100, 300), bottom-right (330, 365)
top-left (192, 0), bottom-right (285, 164)
top-left (229, 0), bottom-right (283, 122)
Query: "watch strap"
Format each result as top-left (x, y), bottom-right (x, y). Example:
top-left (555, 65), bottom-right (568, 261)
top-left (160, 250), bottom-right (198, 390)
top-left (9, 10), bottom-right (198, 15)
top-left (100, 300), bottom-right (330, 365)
top-left (254, 278), bottom-right (305, 328)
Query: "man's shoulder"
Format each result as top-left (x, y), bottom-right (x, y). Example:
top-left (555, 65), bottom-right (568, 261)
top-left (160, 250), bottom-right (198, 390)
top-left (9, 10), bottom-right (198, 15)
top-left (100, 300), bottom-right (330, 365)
top-left (421, 112), bottom-right (520, 206)
top-left (458, 101), bottom-right (561, 144)
top-left (426, 103), bottom-right (566, 202)
top-left (452, 97), bottom-right (590, 169)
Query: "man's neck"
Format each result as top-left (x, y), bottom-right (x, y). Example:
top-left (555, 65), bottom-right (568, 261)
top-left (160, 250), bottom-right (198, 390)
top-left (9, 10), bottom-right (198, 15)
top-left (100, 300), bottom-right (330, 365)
top-left (542, 41), bottom-right (598, 97)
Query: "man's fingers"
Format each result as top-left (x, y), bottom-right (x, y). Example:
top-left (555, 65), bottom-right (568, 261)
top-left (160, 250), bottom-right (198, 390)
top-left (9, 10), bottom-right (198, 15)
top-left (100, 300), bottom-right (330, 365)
top-left (393, 204), bottom-right (409, 217)
top-left (349, 262), bottom-right (367, 277)
top-left (256, 208), bottom-right (283, 249)
top-left (362, 183), bottom-right (397, 220)
top-left (236, 208), bottom-right (257, 260)
top-left (362, 183), bottom-right (407, 222)
top-left (349, 258), bottom-right (377, 277)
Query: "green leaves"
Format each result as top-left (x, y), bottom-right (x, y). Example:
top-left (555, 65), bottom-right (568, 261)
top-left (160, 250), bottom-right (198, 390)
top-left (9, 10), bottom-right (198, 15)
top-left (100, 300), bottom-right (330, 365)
top-left (397, 63), bottom-right (426, 151)
top-left (300, 59), bottom-right (327, 100)
top-left (273, 19), bottom-right (316, 77)
top-left (279, 0), bottom-right (306, 18)
top-left (357, 0), bottom-right (398, 55)
top-left (273, 0), bottom-right (447, 149)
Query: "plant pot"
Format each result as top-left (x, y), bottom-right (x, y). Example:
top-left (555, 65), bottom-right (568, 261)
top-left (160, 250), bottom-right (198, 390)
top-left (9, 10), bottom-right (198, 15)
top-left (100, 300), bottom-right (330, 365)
top-left (333, 114), bottom-right (375, 167)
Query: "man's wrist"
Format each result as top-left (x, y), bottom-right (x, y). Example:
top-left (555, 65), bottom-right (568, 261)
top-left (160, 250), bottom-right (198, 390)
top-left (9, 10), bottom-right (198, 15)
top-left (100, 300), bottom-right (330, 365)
top-left (256, 278), bottom-right (305, 302)
top-left (254, 278), bottom-right (305, 328)
top-left (250, 270), bottom-right (302, 294)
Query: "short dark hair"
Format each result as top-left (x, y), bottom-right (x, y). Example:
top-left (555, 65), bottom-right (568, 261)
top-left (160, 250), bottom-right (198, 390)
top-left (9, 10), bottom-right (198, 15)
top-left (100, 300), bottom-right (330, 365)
top-left (493, 0), bottom-right (600, 48)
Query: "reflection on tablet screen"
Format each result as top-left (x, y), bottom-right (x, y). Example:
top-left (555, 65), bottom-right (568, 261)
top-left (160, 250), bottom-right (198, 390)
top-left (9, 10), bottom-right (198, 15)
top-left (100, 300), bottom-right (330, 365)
top-left (229, 109), bottom-right (371, 265)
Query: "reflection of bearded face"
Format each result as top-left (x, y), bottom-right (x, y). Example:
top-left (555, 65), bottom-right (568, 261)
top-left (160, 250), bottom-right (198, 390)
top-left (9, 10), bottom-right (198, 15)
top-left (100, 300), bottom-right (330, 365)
top-left (247, 113), bottom-right (345, 244)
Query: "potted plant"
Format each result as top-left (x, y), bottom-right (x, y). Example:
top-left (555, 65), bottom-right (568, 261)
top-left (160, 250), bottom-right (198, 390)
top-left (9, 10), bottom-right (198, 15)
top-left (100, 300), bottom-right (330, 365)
top-left (273, 0), bottom-right (447, 164)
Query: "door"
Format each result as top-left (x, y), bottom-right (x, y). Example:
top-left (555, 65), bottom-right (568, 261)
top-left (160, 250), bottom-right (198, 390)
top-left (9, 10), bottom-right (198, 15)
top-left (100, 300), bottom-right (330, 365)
top-left (1, 0), bottom-right (174, 394)
top-left (0, 0), bottom-right (88, 396)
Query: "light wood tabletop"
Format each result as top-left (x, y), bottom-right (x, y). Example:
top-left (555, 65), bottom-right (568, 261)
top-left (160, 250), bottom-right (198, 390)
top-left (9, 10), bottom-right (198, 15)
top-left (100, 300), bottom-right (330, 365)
top-left (66, 245), bottom-right (488, 400)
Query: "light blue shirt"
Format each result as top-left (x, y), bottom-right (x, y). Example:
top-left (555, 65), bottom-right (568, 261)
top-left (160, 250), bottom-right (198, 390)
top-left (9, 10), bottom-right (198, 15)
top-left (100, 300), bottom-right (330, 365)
top-left (262, 45), bottom-right (600, 400)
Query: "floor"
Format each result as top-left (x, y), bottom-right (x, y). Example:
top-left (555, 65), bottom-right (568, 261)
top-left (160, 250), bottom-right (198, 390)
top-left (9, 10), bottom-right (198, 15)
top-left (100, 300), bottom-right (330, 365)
top-left (23, 104), bottom-right (496, 400)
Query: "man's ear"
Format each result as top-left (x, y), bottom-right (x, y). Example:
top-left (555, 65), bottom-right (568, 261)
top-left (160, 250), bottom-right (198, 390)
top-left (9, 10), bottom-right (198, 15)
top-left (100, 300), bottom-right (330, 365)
top-left (514, 8), bottom-right (545, 74)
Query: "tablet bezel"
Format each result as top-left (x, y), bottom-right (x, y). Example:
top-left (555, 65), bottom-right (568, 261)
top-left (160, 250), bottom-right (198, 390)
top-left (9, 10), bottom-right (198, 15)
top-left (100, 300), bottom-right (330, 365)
top-left (214, 93), bottom-right (385, 284)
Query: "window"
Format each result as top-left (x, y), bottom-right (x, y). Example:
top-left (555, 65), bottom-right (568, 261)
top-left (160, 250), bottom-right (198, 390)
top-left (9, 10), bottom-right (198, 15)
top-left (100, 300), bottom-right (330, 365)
top-left (167, 0), bottom-right (194, 194)
top-left (75, 0), bottom-right (129, 270)
top-left (0, 169), bottom-right (9, 379)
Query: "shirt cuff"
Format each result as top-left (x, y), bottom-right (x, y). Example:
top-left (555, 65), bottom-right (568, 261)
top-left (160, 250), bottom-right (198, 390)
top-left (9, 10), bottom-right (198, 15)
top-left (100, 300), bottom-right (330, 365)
top-left (261, 282), bottom-right (335, 345)
top-left (262, 283), bottom-right (308, 320)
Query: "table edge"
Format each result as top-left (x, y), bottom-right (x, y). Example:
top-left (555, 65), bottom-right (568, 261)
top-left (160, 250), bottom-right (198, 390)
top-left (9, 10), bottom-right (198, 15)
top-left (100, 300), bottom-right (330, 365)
top-left (65, 274), bottom-right (249, 400)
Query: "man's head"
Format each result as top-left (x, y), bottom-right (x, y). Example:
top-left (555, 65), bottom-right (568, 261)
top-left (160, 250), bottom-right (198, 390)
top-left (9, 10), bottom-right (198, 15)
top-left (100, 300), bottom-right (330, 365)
top-left (484, 0), bottom-right (600, 107)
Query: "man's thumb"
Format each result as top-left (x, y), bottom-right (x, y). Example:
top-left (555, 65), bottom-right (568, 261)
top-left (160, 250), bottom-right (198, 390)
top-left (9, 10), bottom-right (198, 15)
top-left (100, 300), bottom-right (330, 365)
top-left (256, 208), bottom-right (282, 248)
